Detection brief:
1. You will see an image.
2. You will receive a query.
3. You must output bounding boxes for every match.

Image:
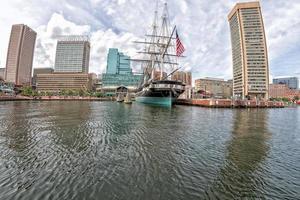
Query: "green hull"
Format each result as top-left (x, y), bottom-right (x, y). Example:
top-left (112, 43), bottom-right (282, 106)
top-left (135, 96), bottom-right (174, 107)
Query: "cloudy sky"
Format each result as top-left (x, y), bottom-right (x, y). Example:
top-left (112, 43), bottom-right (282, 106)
top-left (0, 0), bottom-right (300, 81)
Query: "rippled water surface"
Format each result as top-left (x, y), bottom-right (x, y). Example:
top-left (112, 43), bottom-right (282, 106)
top-left (0, 101), bottom-right (299, 199)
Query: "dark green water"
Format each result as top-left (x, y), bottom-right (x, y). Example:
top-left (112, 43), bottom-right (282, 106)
top-left (0, 101), bottom-right (299, 199)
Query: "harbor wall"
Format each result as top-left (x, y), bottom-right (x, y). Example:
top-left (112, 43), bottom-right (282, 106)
top-left (0, 95), bottom-right (113, 101)
top-left (176, 99), bottom-right (285, 108)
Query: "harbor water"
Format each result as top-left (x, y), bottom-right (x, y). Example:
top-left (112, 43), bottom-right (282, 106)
top-left (0, 101), bottom-right (299, 199)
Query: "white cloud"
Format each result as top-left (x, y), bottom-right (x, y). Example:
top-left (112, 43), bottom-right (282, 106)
top-left (90, 29), bottom-right (141, 73)
top-left (33, 13), bottom-right (91, 69)
top-left (34, 13), bottom-right (141, 74)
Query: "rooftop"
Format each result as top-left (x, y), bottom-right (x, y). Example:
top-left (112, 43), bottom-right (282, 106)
top-left (228, 1), bottom-right (260, 20)
top-left (57, 35), bottom-right (90, 42)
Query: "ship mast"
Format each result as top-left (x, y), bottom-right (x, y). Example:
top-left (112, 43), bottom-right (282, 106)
top-left (132, 1), bottom-right (180, 85)
top-left (150, 1), bottom-right (159, 80)
top-left (159, 2), bottom-right (170, 79)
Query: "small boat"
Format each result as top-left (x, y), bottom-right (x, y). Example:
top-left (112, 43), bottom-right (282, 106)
top-left (124, 93), bottom-right (132, 104)
top-left (116, 93), bottom-right (124, 102)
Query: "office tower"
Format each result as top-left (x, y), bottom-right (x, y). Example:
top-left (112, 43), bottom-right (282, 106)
top-left (5, 24), bottom-right (37, 85)
top-left (54, 36), bottom-right (90, 73)
top-left (228, 2), bottom-right (269, 99)
top-left (273, 77), bottom-right (299, 89)
top-left (106, 48), bottom-right (132, 75)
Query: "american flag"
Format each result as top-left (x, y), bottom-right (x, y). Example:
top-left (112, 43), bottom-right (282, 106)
top-left (176, 31), bottom-right (185, 57)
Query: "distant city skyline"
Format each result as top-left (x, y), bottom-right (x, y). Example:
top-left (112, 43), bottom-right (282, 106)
top-left (0, 0), bottom-right (299, 81)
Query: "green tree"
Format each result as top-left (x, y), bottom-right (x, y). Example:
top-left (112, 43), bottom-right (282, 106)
top-left (281, 97), bottom-right (289, 102)
top-left (79, 89), bottom-right (85, 97)
top-left (59, 89), bottom-right (67, 96)
top-left (21, 86), bottom-right (33, 96)
top-left (45, 91), bottom-right (53, 97)
top-left (95, 92), bottom-right (104, 98)
top-left (67, 89), bottom-right (74, 96)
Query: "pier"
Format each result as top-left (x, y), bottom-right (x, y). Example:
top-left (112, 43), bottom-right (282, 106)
top-left (175, 99), bottom-right (285, 108)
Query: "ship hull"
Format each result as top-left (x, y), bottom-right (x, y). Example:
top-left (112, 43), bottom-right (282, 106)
top-left (135, 80), bottom-right (185, 107)
top-left (136, 96), bottom-right (174, 107)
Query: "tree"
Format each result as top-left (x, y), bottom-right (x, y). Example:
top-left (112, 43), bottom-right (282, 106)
top-left (95, 92), bottom-right (104, 98)
top-left (21, 86), bottom-right (33, 96)
top-left (67, 89), bottom-right (74, 96)
top-left (281, 97), bottom-right (289, 102)
top-left (78, 89), bottom-right (85, 97)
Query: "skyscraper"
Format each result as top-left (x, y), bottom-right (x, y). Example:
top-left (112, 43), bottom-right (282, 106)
top-left (5, 24), bottom-right (37, 85)
top-left (54, 36), bottom-right (90, 73)
top-left (228, 2), bottom-right (269, 99)
top-left (106, 48), bottom-right (132, 75)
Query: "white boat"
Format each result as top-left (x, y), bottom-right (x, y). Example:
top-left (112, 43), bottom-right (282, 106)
top-left (124, 93), bottom-right (132, 104)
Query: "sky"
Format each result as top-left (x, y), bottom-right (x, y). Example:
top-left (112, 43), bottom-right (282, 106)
top-left (0, 0), bottom-right (300, 82)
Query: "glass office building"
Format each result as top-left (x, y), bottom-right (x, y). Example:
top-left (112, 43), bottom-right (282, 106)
top-left (102, 48), bottom-right (142, 95)
top-left (106, 48), bottom-right (132, 75)
top-left (102, 74), bottom-right (142, 87)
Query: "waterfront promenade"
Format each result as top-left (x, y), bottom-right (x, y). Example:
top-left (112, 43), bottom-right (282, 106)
top-left (0, 95), bottom-right (112, 101)
top-left (0, 95), bottom-right (286, 108)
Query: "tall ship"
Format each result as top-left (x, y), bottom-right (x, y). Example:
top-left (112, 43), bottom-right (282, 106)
top-left (132, 2), bottom-right (186, 107)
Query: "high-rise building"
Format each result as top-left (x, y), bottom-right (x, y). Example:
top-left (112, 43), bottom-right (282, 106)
top-left (5, 24), bottom-right (37, 85)
top-left (54, 36), bottom-right (90, 73)
top-left (228, 2), bottom-right (269, 99)
top-left (273, 77), bottom-right (299, 89)
top-left (106, 48), bottom-right (132, 75)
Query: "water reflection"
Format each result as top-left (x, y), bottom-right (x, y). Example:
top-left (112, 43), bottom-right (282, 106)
top-left (3, 102), bottom-right (33, 152)
top-left (0, 102), bottom-right (299, 199)
top-left (229, 110), bottom-right (270, 171)
top-left (208, 109), bottom-right (270, 198)
top-left (47, 101), bottom-right (92, 151)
